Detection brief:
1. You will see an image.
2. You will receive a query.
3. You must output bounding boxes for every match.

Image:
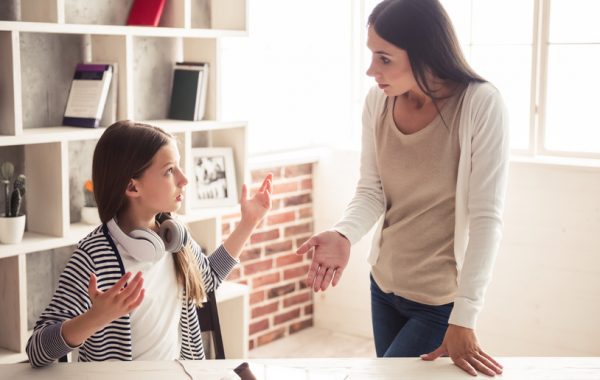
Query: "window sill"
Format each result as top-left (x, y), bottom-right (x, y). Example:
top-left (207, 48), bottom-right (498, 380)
top-left (510, 154), bottom-right (600, 171)
top-left (248, 147), bottom-right (326, 170)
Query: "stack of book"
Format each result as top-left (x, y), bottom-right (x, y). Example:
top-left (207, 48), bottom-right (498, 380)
top-left (169, 62), bottom-right (209, 121)
top-left (63, 63), bottom-right (116, 128)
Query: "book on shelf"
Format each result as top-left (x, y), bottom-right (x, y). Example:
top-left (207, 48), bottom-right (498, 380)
top-left (63, 63), bottom-right (113, 128)
top-left (168, 62), bottom-right (209, 121)
top-left (127, 0), bottom-right (166, 27)
top-left (99, 62), bottom-right (118, 127)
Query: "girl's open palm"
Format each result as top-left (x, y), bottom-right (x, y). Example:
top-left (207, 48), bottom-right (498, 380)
top-left (87, 271), bottom-right (145, 325)
top-left (240, 173), bottom-right (272, 226)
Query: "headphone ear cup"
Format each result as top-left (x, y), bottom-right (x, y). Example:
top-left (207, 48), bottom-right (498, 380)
top-left (158, 219), bottom-right (188, 253)
top-left (129, 228), bottom-right (165, 261)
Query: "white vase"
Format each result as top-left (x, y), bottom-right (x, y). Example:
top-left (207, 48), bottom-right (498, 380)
top-left (81, 206), bottom-right (101, 225)
top-left (0, 214), bottom-right (26, 244)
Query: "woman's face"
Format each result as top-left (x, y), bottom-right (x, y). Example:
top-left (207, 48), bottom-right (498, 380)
top-left (133, 140), bottom-right (188, 214)
top-left (366, 26), bottom-right (417, 96)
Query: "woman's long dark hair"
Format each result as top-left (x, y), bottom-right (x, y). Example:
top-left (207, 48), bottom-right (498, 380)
top-left (92, 120), bottom-right (205, 304)
top-left (369, 0), bottom-right (485, 100)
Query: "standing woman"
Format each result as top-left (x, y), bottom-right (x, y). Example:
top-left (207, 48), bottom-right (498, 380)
top-left (297, 0), bottom-right (509, 376)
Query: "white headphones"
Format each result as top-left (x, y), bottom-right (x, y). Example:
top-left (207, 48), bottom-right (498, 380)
top-left (107, 213), bottom-right (189, 262)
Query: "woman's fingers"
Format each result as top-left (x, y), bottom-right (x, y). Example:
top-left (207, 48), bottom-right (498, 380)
top-left (453, 357), bottom-right (477, 377)
top-left (475, 352), bottom-right (503, 375)
top-left (320, 268), bottom-right (335, 291)
top-left (121, 275), bottom-right (144, 305)
top-left (128, 289), bottom-right (145, 313)
top-left (312, 265), bottom-right (326, 292)
top-left (480, 350), bottom-right (503, 370)
top-left (106, 272), bottom-right (132, 296)
top-left (466, 356), bottom-right (496, 377)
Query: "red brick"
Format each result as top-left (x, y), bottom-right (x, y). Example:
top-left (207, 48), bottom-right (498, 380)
top-left (283, 292), bottom-right (311, 308)
top-left (298, 280), bottom-right (309, 289)
top-left (298, 207), bottom-right (312, 219)
top-left (300, 178), bottom-right (313, 190)
top-left (271, 199), bottom-right (281, 210)
top-left (289, 318), bottom-right (313, 334)
top-left (267, 283), bottom-right (295, 299)
top-left (249, 340), bottom-right (255, 350)
top-left (250, 290), bottom-right (265, 305)
top-left (257, 328), bottom-right (286, 346)
top-left (252, 272), bottom-right (281, 288)
top-left (251, 301), bottom-right (278, 318)
top-left (239, 247), bottom-right (262, 261)
top-left (295, 235), bottom-right (311, 248)
top-left (243, 259), bottom-right (273, 276)
top-left (267, 211), bottom-right (296, 225)
top-left (283, 193), bottom-right (312, 207)
top-left (304, 304), bottom-right (313, 315)
top-left (284, 265), bottom-right (310, 280)
top-left (226, 268), bottom-right (241, 281)
top-left (250, 229), bottom-right (280, 244)
top-left (284, 164), bottom-right (312, 177)
top-left (251, 168), bottom-right (281, 182)
top-left (274, 308), bottom-right (301, 325)
top-left (249, 319), bottom-right (270, 335)
top-left (265, 240), bottom-right (293, 255)
top-left (275, 253), bottom-right (303, 267)
top-left (273, 182), bottom-right (299, 194)
top-left (284, 223), bottom-right (312, 237)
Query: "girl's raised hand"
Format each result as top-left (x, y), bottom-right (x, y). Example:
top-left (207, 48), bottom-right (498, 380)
top-left (240, 173), bottom-right (273, 227)
top-left (87, 271), bottom-right (145, 325)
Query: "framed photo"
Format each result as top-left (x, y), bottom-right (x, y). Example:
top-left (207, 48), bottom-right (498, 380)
top-left (190, 147), bottom-right (237, 208)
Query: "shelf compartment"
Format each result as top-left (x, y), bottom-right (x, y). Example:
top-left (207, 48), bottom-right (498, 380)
top-left (0, 30), bottom-right (21, 136)
top-left (0, 255), bottom-right (27, 353)
top-left (25, 142), bottom-right (69, 238)
top-left (68, 139), bottom-right (96, 224)
top-left (208, 0), bottom-right (247, 31)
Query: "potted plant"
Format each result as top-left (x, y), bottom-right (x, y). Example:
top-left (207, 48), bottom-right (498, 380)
top-left (0, 161), bottom-right (27, 244)
top-left (81, 179), bottom-right (101, 225)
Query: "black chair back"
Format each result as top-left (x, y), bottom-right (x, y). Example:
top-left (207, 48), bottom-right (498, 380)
top-left (197, 290), bottom-right (225, 359)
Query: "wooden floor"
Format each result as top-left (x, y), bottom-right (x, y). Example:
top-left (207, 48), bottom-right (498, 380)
top-left (248, 327), bottom-right (376, 358)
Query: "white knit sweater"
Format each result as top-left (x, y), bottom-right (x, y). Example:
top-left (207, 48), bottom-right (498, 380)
top-left (334, 82), bottom-right (510, 329)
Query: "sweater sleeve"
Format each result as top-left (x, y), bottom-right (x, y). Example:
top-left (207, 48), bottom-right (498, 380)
top-left (333, 87), bottom-right (386, 244)
top-left (448, 86), bottom-right (510, 329)
top-left (190, 240), bottom-right (239, 293)
top-left (26, 248), bottom-right (93, 367)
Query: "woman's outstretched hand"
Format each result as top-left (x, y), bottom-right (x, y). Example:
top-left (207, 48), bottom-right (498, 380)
top-left (421, 324), bottom-right (503, 377)
top-left (240, 173), bottom-right (272, 227)
top-left (61, 271), bottom-right (145, 347)
top-left (296, 230), bottom-right (351, 292)
top-left (88, 271), bottom-right (145, 325)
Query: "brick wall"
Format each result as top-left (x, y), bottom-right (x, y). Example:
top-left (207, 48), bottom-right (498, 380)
top-left (222, 163), bottom-right (315, 350)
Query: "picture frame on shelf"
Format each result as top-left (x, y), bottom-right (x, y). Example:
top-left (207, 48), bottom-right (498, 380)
top-left (190, 147), bottom-right (237, 208)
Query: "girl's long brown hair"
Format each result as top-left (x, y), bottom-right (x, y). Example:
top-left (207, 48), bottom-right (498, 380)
top-left (92, 120), bottom-right (205, 304)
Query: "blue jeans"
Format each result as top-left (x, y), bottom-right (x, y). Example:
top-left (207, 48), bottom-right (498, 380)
top-left (370, 274), bottom-right (453, 357)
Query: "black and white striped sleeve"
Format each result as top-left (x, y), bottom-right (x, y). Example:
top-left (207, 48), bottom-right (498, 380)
top-left (26, 248), bottom-right (94, 367)
top-left (190, 240), bottom-right (238, 293)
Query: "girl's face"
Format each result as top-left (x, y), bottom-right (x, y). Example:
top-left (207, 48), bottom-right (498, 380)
top-left (366, 26), bottom-right (418, 97)
top-left (132, 141), bottom-right (188, 215)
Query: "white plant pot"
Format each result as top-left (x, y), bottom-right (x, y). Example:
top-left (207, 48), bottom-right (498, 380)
top-left (0, 214), bottom-right (26, 244)
top-left (81, 206), bottom-right (101, 225)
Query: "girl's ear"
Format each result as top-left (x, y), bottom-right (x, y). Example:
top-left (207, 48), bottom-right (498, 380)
top-left (125, 179), bottom-right (141, 198)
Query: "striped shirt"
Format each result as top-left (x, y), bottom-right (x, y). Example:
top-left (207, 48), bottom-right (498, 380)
top-left (26, 224), bottom-right (238, 367)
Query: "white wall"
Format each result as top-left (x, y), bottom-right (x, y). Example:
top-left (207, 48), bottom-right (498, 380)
top-left (314, 149), bottom-right (600, 355)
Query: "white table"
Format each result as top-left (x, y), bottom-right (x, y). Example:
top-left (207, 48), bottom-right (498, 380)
top-left (1, 357), bottom-right (599, 379)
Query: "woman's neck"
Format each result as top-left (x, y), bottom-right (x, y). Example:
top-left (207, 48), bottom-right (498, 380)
top-left (116, 208), bottom-right (157, 234)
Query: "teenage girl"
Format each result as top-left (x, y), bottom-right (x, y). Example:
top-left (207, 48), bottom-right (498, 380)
top-left (27, 120), bottom-right (272, 366)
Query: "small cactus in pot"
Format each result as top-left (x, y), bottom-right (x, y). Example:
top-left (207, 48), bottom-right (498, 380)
top-left (1, 162), bottom-right (26, 217)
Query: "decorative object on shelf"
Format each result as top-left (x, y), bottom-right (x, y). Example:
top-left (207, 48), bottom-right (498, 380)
top-left (0, 161), bottom-right (27, 244)
top-left (190, 147), bottom-right (237, 208)
top-left (81, 180), bottom-right (101, 225)
top-left (63, 63), bottom-right (114, 128)
top-left (127, 0), bottom-right (166, 26)
top-left (168, 62), bottom-right (209, 121)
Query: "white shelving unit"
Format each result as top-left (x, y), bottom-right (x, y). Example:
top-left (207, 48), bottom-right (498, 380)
top-left (0, 0), bottom-right (249, 363)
